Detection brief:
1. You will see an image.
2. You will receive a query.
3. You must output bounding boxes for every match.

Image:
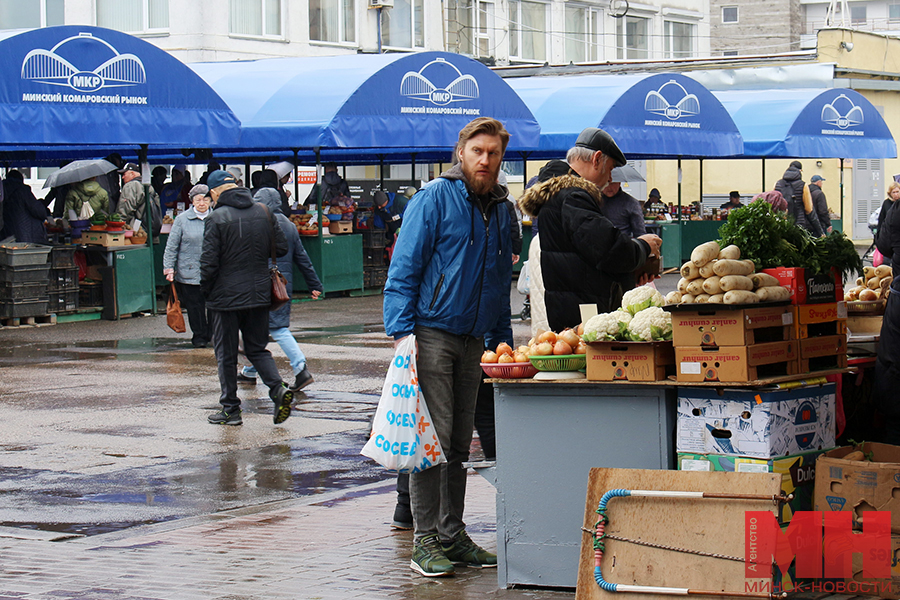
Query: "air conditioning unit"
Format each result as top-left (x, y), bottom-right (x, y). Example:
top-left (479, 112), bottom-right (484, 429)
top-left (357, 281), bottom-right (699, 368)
top-left (369, 0), bottom-right (394, 8)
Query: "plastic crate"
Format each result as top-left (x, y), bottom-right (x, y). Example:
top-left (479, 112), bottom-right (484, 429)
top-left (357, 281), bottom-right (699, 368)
top-left (50, 246), bottom-right (77, 268)
top-left (362, 229), bottom-right (388, 248)
top-left (0, 298), bottom-right (49, 318)
top-left (364, 267), bottom-right (388, 288)
top-left (47, 288), bottom-right (79, 313)
top-left (528, 354), bottom-right (587, 372)
top-left (0, 264), bottom-right (51, 284)
top-left (0, 281), bottom-right (48, 301)
top-left (78, 282), bottom-right (104, 307)
top-left (481, 362), bottom-right (539, 379)
top-left (0, 243), bottom-right (52, 267)
top-left (48, 268), bottom-right (79, 291)
top-left (363, 248), bottom-right (386, 267)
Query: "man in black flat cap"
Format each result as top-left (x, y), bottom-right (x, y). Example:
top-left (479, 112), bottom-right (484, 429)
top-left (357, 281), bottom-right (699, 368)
top-left (517, 128), bottom-right (661, 331)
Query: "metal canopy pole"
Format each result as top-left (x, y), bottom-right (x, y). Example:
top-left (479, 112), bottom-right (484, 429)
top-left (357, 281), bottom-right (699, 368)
top-left (315, 147), bottom-right (322, 238)
top-left (292, 148), bottom-right (300, 210)
top-left (410, 153), bottom-right (417, 189)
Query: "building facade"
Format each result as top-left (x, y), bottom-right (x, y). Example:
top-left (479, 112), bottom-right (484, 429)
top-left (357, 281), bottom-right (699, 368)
top-left (0, 0), bottom-right (710, 66)
top-left (708, 0), bottom-right (803, 56)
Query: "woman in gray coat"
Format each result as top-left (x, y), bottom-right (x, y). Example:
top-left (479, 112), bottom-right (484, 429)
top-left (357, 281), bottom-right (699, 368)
top-left (163, 184), bottom-right (212, 347)
top-left (239, 188), bottom-right (324, 391)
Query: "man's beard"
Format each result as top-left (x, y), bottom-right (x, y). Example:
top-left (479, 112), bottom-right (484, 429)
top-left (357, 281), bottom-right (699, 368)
top-left (462, 163), bottom-right (498, 196)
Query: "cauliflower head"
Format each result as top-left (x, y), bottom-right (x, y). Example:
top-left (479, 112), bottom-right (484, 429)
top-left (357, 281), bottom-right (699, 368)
top-left (626, 306), bottom-right (673, 342)
top-left (582, 310), bottom-right (632, 342)
top-left (621, 285), bottom-right (666, 316)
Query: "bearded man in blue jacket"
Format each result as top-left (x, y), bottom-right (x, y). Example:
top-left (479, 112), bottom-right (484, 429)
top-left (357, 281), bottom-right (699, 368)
top-left (383, 117), bottom-right (513, 577)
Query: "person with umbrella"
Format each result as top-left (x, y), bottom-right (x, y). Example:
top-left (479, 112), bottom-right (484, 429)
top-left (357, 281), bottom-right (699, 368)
top-left (64, 176), bottom-right (109, 218)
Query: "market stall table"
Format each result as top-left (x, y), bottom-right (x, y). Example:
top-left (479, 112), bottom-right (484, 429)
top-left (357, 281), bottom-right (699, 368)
top-left (79, 244), bottom-right (154, 320)
top-left (487, 372), bottom-right (845, 590)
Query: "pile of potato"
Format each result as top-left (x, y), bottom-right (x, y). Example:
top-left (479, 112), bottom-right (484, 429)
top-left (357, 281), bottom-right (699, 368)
top-left (665, 241), bottom-right (791, 305)
top-left (845, 265), bottom-right (891, 302)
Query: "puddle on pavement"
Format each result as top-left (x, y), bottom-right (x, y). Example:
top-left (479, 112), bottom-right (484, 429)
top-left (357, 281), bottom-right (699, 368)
top-left (0, 429), bottom-right (393, 537)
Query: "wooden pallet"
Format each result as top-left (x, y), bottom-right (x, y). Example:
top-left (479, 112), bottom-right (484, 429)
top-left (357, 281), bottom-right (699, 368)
top-left (0, 313), bottom-right (57, 328)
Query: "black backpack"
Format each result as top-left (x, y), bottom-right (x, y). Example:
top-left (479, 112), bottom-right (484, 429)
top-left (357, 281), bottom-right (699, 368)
top-left (876, 201), bottom-right (896, 257)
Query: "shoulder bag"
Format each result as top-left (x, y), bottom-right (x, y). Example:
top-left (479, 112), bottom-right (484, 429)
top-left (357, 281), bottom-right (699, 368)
top-left (259, 203), bottom-right (291, 311)
top-left (166, 283), bottom-right (186, 333)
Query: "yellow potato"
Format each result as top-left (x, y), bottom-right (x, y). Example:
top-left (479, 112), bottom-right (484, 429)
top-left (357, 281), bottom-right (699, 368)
top-left (719, 275), bottom-right (755, 292)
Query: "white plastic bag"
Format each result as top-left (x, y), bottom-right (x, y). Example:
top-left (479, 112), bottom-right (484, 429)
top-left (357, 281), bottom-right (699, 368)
top-left (517, 260), bottom-right (530, 295)
top-left (79, 201), bottom-right (94, 220)
top-left (361, 335), bottom-right (446, 473)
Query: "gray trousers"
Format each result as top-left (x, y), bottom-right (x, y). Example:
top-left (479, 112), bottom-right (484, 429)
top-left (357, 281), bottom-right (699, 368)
top-left (410, 325), bottom-right (483, 543)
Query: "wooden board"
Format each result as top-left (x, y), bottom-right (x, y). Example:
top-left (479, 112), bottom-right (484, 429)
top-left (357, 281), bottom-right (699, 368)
top-left (576, 468), bottom-right (781, 600)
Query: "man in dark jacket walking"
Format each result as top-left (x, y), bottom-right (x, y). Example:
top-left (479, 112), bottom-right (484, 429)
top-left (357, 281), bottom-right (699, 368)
top-left (200, 170), bottom-right (294, 426)
top-left (518, 128), bottom-right (661, 331)
top-left (775, 161), bottom-right (824, 237)
top-left (808, 175), bottom-right (832, 235)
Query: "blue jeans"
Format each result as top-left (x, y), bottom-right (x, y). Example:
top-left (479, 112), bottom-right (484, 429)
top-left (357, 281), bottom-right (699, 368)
top-left (242, 327), bottom-right (307, 377)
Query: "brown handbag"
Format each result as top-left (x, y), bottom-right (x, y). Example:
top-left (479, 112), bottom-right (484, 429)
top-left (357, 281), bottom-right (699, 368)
top-left (260, 203), bottom-right (291, 311)
top-left (166, 283), bottom-right (186, 333)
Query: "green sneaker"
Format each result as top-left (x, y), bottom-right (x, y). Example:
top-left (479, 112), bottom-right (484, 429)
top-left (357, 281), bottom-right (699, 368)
top-left (410, 534), bottom-right (455, 577)
top-left (207, 408), bottom-right (242, 426)
top-left (442, 531), bottom-right (497, 568)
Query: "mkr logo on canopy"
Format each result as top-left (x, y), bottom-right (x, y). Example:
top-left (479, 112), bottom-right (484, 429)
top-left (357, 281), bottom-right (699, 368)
top-left (21, 32), bottom-right (146, 93)
top-left (400, 57), bottom-right (479, 106)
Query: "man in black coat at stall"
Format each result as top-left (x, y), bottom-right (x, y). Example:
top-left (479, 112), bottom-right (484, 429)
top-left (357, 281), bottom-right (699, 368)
top-left (517, 128), bottom-right (661, 331)
top-left (201, 170), bottom-right (295, 427)
top-left (775, 161), bottom-right (824, 237)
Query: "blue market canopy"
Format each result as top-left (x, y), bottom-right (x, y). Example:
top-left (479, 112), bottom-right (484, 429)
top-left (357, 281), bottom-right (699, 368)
top-left (190, 52), bottom-right (540, 157)
top-left (0, 26), bottom-right (240, 149)
top-left (712, 88), bottom-right (897, 158)
top-left (505, 72), bottom-right (743, 159)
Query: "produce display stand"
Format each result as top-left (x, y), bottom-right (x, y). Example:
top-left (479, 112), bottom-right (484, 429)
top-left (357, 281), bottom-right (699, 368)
top-left (79, 245), bottom-right (154, 320)
top-left (486, 371), bottom-right (848, 590)
top-left (293, 234), bottom-right (363, 294)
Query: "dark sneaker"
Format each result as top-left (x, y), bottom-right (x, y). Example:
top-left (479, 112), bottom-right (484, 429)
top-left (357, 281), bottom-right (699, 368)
top-left (236, 372), bottom-right (257, 384)
top-left (410, 534), bottom-right (455, 577)
top-left (391, 520), bottom-right (413, 531)
top-left (392, 503), bottom-right (413, 530)
top-left (272, 383), bottom-right (293, 425)
top-left (290, 367), bottom-right (314, 392)
top-left (442, 531), bottom-right (497, 568)
top-left (208, 408), bottom-right (242, 426)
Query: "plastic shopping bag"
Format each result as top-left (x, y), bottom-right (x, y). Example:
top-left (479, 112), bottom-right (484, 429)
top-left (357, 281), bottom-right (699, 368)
top-left (361, 335), bottom-right (446, 473)
top-left (516, 261), bottom-right (530, 295)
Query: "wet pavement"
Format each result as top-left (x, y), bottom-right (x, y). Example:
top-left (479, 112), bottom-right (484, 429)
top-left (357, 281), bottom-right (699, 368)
top-left (0, 289), bottom-right (578, 599)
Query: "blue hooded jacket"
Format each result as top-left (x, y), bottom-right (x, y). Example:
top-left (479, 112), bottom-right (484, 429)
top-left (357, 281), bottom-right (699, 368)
top-left (383, 164), bottom-right (513, 349)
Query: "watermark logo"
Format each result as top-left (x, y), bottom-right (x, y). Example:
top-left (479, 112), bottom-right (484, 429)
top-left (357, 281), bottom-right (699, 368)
top-left (644, 79), bottom-right (699, 121)
top-left (21, 32), bottom-right (146, 92)
top-left (821, 94), bottom-right (864, 130)
top-left (400, 57), bottom-right (479, 106)
top-left (745, 510), bottom-right (891, 594)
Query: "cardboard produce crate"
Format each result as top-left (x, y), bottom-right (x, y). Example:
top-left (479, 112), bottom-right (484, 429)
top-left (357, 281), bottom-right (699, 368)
top-left (676, 383), bottom-right (835, 459)
top-left (677, 448), bottom-right (832, 525)
top-left (798, 334), bottom-right (848, 372)
top-left (83, 231), bottom-right (126, 247)
top-left (815, 443), bottom-right (900, 598)
top-left (761, 267), bottom-right (842, 305)
top-left (675, 340), bottom-right (798, 382)
top-left (586, 341), bottom-right (674, 381)
top-left (328, 221), bottom-right (352, 234)
top-left (671, 304), bottom-right (794, 347)
top-left (791, 302), bottom-right (848, 338)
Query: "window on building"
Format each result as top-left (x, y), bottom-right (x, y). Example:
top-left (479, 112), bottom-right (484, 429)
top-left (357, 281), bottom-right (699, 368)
top-left (382, 0), bottom-right (424, 48)
top-left (616, 15), bottom-right (648, 59)
top-left (722, 6), bottom-right (738, 23)
top-left (97, 0), bottom-right (168, 33)
top-left (850, 4), bottom-right (866, 25)
top-left (891, 4), bottom-right (900, 22)
top-left (446, 0), bottom-right (494, 58)
top-left (664, 20), bottom-right (693, 58)
top-left (723, 50), bottom-right (738, 56)
top-left (0, 0), bottom-right (64, 30)
top-left (230, 0), bottom-right (281, 37)
top-left (310, 0), bottom-right (355, 43)
top-left (564, 4), bottom-right (602, 63)
top-left (509, 0), bottom-right (547, 62)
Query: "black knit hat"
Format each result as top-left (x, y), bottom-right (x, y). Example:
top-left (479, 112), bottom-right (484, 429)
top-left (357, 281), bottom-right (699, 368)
top-left (537, 160), bottom-right (571, 183)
